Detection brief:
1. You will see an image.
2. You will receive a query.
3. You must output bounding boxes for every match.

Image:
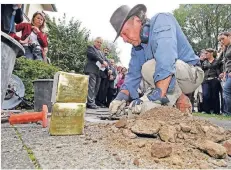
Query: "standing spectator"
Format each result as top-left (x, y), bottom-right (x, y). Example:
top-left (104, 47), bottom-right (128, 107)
top-left (96, 47), bottom-right (110, 107)
top-left (201, 48), bottom-right (222, 114)
top-left (218, 32), bottom-right (231, 115)
top-left (15, 11), bottom-right (48, 62)
top-left (217, 44), bottom-right (226, 113)
top-left (84, 37), bottom-right (108, 109)
top-left (1, 4), bottom-right (23, 35)
top-left (107, 59), bottom-right (117, 107)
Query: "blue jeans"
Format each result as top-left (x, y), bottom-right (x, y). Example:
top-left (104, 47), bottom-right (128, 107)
top-left (223, 75), bottom-right (231, 115)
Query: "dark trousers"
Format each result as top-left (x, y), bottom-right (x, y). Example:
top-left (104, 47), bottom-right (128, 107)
top-left (96, 77), bottom-right (109, 105)
top-left (87, 73), bottom-right (101, 106)
top-left (202, 79), bottom-right (221, 114)
top-left (220, 85), bottom-right (224, 113)
top-left (106, 88), bottom-right (117, 107)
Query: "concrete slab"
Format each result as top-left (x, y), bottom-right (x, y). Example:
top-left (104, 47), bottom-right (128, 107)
top-left (1, 123), bottom-right (34, 169)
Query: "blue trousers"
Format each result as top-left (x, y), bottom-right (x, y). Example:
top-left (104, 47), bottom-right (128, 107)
top-left (202, 79), bottom-right (221, 114)
top-left (223, 75), bottom-right (231, 115)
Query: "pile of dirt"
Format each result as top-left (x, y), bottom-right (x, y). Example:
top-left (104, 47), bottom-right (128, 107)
top-left (102, 106), bottom-right (231, 169)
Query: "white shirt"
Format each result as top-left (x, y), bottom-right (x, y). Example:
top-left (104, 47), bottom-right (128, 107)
top-left (24, 31), bottom-right (41, 49)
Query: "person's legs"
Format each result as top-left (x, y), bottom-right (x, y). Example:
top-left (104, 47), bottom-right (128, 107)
top-left (107, 87), bottom-right (115, 107)
top-left (141, 59), bottom-right (182, 105)
top-left (223, 75), bottom-right (231, 115)
top-left (95, 76), bottom-right (101, 102)
top-left (175, 60), bottom-right (204, 94)
top-left (210, 79), bottom-right (221, 114)
top-left (141, 59), bottom-right (204, 113)
top-left (87, 73), bottom-right (98, 108)
top-left (141, 59), bottom-right (181, 112)
top-left (101, 78), bottom-right (109, 106)
top-left (202, 82), bottom-right (210, 114)
top-left (220, 83), bottom-right (224, 113)
top-left (96, 78), bottom-right (105, 106)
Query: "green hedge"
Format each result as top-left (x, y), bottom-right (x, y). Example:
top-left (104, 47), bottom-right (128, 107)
top-left (13, 57), bottom-right (61, 102)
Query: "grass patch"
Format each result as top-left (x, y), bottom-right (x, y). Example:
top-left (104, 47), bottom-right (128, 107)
top-left (13, 126), bottom-right (41, 169)
top-left (193, 112), bottom-right (231, 120)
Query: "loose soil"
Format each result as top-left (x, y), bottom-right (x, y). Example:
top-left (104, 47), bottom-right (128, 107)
top-left (86, 106), bottom-right (231, 169)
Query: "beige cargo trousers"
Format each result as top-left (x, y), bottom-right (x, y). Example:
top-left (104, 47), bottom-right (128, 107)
top-left (130, 59), bottom-right (204, 114)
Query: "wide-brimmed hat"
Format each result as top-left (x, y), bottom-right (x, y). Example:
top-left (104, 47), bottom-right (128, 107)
top-left (110, 4), bottom-right (147, 42)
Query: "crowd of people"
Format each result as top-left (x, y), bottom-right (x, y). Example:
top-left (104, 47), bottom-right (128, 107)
top-left (84, 37), bottom-right (128, 109)
top-left (191, 32), bottom-right (231, 115)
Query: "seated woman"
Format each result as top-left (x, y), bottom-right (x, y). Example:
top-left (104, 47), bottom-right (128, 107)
top-left (15, 11), bottom-right (48, 61)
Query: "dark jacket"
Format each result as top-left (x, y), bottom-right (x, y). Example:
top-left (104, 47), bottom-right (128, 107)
top-left (224, 45), bottom-right (231, 73)
top-left (99, 54), bottom-right (110, 78)
top-left (84, 45), bottom-right (105, 76)
top-left (202, 59), bottom-right (221, 81)
top-left (1, 4), bottom-right (23, 33)
top-left (108, 66), bottom-right (117, 89)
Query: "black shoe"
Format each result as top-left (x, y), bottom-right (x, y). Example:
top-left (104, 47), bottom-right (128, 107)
top-left (100, 105), bottom-right (106, 108)
top-left (96, 103), bottom-right (106, 108)
top-left (87, 104), bottom-right (98, 109)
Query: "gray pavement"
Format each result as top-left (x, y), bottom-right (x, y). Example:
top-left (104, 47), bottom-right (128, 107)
top-left (1, 123), bottom-right (34, 169)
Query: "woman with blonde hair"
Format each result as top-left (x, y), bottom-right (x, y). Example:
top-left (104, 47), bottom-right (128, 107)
top-left (15, 11), bottom-right (48, 61)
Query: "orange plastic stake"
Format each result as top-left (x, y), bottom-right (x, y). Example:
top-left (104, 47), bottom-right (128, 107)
top-left (9, 105), bottom-right (48, 128)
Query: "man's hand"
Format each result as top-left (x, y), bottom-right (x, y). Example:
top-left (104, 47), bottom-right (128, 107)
top-left (103, 61), bottom-right (108, 67)
top-left (108, 70), bottom-right (112, 75)
top-left (129, 88), bottom-right (169, 114)
top-left (219, 72), bottom-right (225, 79)
top-left (109, 100), bottom-right (127, 115)
top-left (109, 91), bottom-right (129, 116)
top-left (109, 75), bottom-right (114, 80)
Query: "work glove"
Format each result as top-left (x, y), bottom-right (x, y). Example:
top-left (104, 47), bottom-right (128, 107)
top-left (129, 88), bottom-right (169, 114)
top-left (109, 92), bottom-right (129, 116)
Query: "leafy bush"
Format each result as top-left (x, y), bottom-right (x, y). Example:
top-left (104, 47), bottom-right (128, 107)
top-left (13, 57), bottom-right (61, 101)
top-left (46, 14), bottom-right (90, 73)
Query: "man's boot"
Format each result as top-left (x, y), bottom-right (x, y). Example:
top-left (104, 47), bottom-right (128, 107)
top-left (176, 93), bottom-right (192, 114)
